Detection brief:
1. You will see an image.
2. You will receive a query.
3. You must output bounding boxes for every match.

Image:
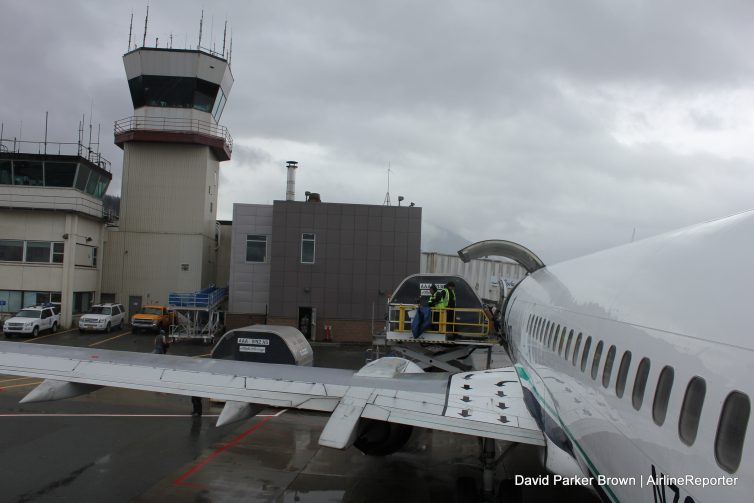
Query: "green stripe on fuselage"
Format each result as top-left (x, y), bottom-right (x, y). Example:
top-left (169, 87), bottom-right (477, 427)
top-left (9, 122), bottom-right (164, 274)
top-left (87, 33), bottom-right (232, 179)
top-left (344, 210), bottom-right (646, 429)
top-left (515, 361), bottom-right (620, 503)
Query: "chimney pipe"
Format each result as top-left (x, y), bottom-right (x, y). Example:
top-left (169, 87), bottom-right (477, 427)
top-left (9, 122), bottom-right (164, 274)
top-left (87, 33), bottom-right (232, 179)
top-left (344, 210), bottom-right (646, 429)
top-left (285, 161), bottom-right (298, 201)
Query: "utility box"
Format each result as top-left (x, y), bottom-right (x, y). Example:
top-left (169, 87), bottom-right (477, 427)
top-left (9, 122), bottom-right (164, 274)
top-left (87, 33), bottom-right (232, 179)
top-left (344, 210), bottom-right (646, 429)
top-left (210, 324), bottom-right (313, 366)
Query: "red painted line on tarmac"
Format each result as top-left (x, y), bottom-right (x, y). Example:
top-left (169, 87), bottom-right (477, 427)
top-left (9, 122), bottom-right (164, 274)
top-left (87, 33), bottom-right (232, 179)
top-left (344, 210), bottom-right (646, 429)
top-left (173, 415), bottom-right (274, 487)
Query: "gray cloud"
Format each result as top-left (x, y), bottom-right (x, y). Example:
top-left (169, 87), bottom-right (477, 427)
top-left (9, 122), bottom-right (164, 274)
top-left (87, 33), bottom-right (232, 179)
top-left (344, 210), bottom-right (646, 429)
top-left (2, 0), bottom-right (753, 265)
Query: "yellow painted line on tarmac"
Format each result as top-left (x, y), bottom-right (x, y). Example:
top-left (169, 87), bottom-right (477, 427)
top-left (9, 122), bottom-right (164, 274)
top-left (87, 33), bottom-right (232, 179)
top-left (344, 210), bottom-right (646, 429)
top-left (88, 331), bottom-right (130, 347)
top-left (193, 353), bottom-right (212, 358)
top-left (0, 380), bottom-right (42, 390)
top-left (0, 376), bottom-right (38, 385)
top-left (24, 331), bottom-right (64, 343)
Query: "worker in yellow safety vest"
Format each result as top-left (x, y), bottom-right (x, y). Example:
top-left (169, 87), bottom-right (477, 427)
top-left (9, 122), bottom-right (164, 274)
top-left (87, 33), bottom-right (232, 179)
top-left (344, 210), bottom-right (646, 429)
top-left (438, 282), bottom-right (456, 336)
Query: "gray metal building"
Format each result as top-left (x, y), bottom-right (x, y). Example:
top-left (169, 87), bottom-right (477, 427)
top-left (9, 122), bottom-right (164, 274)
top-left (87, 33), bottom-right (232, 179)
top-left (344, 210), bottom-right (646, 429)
top-left (229, 199), bottom-right (422, 341)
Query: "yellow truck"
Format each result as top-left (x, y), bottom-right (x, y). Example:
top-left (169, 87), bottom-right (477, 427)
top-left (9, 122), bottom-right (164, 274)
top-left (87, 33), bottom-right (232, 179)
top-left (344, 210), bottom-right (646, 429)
top-left (131, 305), bottom-right (175, 334)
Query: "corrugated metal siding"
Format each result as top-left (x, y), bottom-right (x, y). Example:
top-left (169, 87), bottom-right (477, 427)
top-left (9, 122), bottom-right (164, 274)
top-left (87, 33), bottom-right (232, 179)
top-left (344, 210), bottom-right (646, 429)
top-left (120, 143), bottom-right (215, 236)
top-left (215, 224), bottom-right (232, 288)
top-left (420, 252), bottom-right (527, 300)
top-left (102, 230), bottom-right (205, 306)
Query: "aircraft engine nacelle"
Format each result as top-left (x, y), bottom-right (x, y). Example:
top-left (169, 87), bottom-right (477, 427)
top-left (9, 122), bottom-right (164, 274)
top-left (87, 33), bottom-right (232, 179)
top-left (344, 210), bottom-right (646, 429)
top-left (354, 419), bottom-right (414, 456)
top-left (349, 357), bottom-right (423, 456)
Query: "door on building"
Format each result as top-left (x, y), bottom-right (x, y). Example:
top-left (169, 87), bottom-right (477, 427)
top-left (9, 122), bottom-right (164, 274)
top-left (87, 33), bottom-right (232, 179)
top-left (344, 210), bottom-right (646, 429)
top-left (298, 307), bottom-right (313, 339)
top-left (129, 296), bottom-right (142, 322)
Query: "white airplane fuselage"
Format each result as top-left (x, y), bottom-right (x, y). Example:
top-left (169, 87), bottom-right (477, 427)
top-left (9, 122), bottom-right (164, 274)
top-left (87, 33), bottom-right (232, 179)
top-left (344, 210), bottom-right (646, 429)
top-left (505, 211), bottom-right (753, 502)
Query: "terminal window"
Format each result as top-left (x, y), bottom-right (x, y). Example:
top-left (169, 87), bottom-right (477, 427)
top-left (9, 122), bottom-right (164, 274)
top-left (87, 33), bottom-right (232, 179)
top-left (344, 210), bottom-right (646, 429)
top-left (246, 235), bottom-right (267, 263)
top-left (301, 233), bottom-right (316, 264)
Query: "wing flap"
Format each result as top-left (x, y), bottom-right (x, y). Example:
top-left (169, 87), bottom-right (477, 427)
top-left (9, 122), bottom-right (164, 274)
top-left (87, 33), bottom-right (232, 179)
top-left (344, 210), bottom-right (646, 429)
top-left (0, 341), bottom-right (544, 447)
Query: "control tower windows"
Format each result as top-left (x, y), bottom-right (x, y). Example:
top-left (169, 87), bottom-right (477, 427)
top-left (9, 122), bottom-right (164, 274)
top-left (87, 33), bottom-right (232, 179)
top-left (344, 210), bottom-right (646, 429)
top-left (0, 160), bottom-right (11, 184)
top-left (212, 90), bottom-right (227, 121)
top-left (75, 163), bottom-right (91, 191)
top-left (44, 162), bottom-right (77, 187)
top-left (13, 160), bottom-right (44, 186)
top-left (128, 76), bottom-right (220, 113)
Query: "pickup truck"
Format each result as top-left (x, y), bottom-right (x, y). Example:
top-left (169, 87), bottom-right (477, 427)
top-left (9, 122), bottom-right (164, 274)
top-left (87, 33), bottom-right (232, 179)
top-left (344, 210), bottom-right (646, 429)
top-left (2, 305), bottom-right (60, 338)
top-left (131, 305), bottom-right (175, 334)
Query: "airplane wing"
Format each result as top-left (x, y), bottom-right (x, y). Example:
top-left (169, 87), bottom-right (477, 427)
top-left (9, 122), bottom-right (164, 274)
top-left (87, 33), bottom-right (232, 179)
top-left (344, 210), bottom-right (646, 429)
top-left (0, 341), bottom-right (543, 449)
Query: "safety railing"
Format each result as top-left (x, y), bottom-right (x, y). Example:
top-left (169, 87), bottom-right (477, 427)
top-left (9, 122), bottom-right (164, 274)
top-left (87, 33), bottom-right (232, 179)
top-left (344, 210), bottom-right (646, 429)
top-left (114, 116), bottom-right (233, 153)
top-left (387, 303), bottom-right (490, 337)
top-left (168, 287), bottom-right (228, 309)
top-left (0, 139), bottom-right (111, 171)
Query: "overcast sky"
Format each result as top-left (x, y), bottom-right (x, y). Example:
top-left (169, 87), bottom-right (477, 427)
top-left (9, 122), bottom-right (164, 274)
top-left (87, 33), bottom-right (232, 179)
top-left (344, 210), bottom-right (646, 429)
top-left (2, 1), bottom-right (753, 264)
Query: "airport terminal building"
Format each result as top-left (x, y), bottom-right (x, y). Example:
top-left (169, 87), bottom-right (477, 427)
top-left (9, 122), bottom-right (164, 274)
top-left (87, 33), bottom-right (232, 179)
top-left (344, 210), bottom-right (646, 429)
top-left (0, 143), bottom-right (112, 327)
top-left (228, 199), bottom-right (422, 342)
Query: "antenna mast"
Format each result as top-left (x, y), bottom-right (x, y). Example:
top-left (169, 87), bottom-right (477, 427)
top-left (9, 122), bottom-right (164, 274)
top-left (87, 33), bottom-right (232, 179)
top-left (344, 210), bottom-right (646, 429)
top-left (128, 12), bottom-right (133, 50)
top-left (222, 21), bottom-right (227, 57)
top-left (383, 166), bottom-right (392, 206)
top-left (198, 10), bottom-right (204, 50)
top-left (142, 4), bottom-right (149, 48)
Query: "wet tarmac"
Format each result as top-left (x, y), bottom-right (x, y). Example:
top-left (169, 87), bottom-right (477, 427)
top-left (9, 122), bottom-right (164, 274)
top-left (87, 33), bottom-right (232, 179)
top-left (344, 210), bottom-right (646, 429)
top-left (0, 329), bottom-right (599, 502)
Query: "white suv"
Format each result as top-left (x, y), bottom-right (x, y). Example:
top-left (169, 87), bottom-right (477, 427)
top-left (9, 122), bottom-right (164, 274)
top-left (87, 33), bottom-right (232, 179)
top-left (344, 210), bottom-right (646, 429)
top-left (78, 303), bottom-right (126, 333)
top-left (3, 305), bottom-right (60, 338)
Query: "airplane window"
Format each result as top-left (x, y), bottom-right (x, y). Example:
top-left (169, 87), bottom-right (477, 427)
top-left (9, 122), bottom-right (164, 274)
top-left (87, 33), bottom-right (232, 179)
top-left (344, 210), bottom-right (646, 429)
top-left (564, 329), bottom-right (574, 360)
top-left (550, 325), bottom-right (560, 351)
top-left (590, 341), bottom-right (604, 380)
top-left (527, 314), bottom-right (533, 334)
top-left (632, 357), bottom-right (651, 410)
top-left (679, 377), bottom-right (706, 446)
top-left (558, 327), bottom-right (566, 355)
top-left (546, 321), bottom-right (553, 348)
top-left (538, 318), bottom-right (543, 341)
top-left (715, 391), bottom-right (750, 473)
top-left (580, 336), bottom-right (592, 372)
top-left (541, 320), bottom-right (547, 344)
top-left (602, 345), bottom-right (617, 388)
top-left (652, 366), bottom-right (675, 426)
top-left (616, 351), bottom-right (632, 398)
top-left (572, 333), bottom-right (583, 366)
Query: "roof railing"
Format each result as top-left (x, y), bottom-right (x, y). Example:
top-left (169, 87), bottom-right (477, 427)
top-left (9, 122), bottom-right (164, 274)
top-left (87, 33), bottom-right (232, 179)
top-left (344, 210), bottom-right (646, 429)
top-left (114, 116), bottom-right (233, 153)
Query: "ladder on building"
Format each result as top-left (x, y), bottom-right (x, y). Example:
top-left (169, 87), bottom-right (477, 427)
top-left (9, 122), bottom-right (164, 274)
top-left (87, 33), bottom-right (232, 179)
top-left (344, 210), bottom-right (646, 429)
top-left (168, 286), bottom-right (228, 343)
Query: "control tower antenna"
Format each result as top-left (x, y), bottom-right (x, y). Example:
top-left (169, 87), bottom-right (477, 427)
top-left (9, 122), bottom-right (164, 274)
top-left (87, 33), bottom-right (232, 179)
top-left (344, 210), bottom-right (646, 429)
top-left (128, 12), bottom-right (133, 51)
top-left (222, 20), bottom-right (227, 57)
top-left (229, 33), bottom-right (233, 66)
top-left (198, 10), bottom-right (204, 50)
top-left (383, 165), bottom-right (392, 206)
top-left (142, 4), bottom-right (149, 48)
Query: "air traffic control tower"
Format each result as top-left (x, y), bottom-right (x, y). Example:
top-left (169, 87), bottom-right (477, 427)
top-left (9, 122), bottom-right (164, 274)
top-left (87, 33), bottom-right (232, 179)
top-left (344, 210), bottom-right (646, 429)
top-left (102, 45), bottom-right (233, 316)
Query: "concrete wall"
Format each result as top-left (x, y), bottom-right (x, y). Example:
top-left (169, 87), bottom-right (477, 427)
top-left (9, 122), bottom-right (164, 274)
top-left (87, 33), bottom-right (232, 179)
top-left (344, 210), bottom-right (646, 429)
top-left (0, 186), bottom-right (104, 219)
top-left (0, 208), bottom-right (104, 327)
top-left (229, 204), bottom-right (272, 315)
top-left (268, 201), bottom-right (421, 340)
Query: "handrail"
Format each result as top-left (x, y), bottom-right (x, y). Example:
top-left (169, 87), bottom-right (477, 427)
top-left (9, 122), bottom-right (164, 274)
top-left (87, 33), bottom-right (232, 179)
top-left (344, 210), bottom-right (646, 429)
top-left (387, 303), bottom-right (490, 337)
top-left (114, 116), bottom-right (233, 153)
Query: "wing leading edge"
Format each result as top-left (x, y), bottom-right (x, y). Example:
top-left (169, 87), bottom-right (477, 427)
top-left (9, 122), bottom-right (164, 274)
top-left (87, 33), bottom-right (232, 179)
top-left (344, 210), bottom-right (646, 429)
top-left (0, 341), bottom-right (543, 448)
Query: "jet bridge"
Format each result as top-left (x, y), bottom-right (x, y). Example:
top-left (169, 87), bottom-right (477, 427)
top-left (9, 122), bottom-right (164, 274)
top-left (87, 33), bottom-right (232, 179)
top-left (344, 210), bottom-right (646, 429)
top-left (168, 286), bottom-right (227, 343)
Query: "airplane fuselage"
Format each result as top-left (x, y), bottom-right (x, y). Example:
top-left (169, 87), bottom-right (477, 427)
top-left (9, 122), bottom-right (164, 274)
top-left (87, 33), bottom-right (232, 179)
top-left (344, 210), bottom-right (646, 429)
top-left (505, 212), bottom-right (753, 502)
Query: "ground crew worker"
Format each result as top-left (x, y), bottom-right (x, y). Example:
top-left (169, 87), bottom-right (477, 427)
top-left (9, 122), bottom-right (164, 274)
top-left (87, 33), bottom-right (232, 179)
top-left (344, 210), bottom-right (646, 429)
top-left (444, 281), bottom-right (457, 337)
top-left (427, 285), bottom-right (439, 331)
top-left (434, 283), bottom-right (449, 332)
top-left (152, 330), bottom-right (170, 354)
top-left (191, 396), bottom-right (203, 417)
